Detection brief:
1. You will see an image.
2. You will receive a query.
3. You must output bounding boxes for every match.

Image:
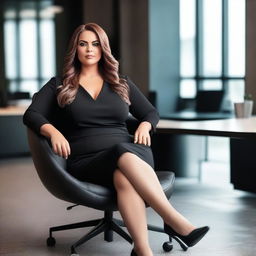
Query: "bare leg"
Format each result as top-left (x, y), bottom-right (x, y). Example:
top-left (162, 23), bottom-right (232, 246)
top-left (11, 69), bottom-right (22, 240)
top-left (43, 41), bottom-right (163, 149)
top-left (117, 152), bottom-right (195, 235)
top-left (113, 169), bottom-right (153, 256)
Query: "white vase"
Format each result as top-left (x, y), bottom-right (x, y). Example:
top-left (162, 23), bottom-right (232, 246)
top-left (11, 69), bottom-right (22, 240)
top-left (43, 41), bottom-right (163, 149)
top-left (234, 100), bottom-right (254, 118)
top-left (244, 100), bottom-right (254, 117)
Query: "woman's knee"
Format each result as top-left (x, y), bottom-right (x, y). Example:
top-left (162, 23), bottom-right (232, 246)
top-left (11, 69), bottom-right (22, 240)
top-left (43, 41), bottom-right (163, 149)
top-left (113, 169), bottom-right (132, 191)
top-left (117, 152), bottom-right (136, 167)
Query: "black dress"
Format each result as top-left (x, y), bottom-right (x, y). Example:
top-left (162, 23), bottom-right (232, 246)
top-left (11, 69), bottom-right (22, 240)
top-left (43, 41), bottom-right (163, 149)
top-left (23, 76), bottom-right (159, 186)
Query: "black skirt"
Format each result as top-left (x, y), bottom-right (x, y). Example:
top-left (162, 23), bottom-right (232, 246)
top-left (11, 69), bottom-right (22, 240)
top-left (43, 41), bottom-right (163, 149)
top-left (67, 133), bottom-right (154, 187)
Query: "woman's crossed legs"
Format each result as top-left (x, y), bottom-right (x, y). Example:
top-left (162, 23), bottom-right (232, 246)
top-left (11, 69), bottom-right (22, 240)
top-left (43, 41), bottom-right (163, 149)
top-left (113, 152), bottom-right (196, 256)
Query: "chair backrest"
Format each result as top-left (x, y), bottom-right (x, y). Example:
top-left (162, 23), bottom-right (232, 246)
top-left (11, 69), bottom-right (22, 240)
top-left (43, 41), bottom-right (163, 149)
top-left (27, 128), bottom-right (116, 210)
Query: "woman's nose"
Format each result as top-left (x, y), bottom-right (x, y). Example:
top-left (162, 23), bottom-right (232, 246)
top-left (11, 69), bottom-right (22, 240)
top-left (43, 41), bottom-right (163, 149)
top-left (87, 45), bottom-right (93, 52)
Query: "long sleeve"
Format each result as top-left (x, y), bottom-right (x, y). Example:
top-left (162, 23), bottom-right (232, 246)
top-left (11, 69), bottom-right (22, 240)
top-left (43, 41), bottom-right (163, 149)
top-left (23, 77), bottom-right (60, 134)
top-left (127, 76), bottom-right (160, 133)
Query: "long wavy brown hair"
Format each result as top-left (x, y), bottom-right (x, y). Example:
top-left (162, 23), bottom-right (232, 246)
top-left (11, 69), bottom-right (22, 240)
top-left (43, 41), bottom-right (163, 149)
top-left (57, 23), bottom-right (130, 107)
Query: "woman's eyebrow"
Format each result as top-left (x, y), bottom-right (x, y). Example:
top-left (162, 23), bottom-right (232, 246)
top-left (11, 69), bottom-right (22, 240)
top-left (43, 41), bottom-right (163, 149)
top-left (79, 40), bottom-right (99, 43)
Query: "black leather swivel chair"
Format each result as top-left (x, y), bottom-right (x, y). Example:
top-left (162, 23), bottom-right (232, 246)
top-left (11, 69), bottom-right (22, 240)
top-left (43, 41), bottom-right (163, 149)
top-left (27, 120), bottom-right (175, 255)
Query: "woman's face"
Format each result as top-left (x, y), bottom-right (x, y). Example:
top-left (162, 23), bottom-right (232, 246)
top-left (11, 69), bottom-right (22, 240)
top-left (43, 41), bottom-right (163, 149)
top-left (77, 30), bottom-right (102, 67)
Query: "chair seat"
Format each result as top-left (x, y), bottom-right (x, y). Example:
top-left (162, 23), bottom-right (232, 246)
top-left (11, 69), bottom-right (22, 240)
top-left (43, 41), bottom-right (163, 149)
top-left (156, 171), bottom-right (175, 197)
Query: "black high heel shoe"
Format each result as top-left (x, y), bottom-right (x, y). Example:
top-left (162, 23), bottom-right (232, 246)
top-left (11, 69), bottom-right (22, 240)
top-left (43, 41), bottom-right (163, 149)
top-left (164, 223), bottom-right (209, 251)
top-left (130, 249), bottom-right (137, 256)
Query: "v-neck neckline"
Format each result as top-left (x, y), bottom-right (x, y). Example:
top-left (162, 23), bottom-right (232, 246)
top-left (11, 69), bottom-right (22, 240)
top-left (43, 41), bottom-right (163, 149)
top-left (79, 81), bottom-right (105, 102)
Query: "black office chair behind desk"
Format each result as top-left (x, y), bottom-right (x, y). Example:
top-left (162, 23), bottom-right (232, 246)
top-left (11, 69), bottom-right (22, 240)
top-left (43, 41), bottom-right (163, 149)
top-left (27, 126), bottom-right (175, 255)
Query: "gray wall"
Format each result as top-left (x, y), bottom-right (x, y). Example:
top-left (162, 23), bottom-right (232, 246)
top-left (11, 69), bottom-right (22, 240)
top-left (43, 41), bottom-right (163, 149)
top-left (82, 0), bottom-right (149, 95)
top-left (54, 0), bottom-right (84, 76)
top-left (83, 0), bottom-right (114, 38)
top-left (149, 0), bottom-right (180, 114)
top-left (119, 0), bottom-right (149, 95)
top-left (246, 0), bottom-right (256, 114)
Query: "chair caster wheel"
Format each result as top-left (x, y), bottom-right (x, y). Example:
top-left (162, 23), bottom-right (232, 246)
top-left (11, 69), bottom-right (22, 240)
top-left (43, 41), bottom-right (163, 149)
top-left (162, 241), bottom-right (173, 252)
top-left (71, 246), bottom-right (79, 255)
top-left (46, 237), bottom-right (56, 247)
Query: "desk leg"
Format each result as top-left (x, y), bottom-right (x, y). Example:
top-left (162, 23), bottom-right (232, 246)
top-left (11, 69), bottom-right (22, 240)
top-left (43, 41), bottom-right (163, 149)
top-left (198, 136), bottom-right (209, 183)
top-left (230, 138), bottom-right (256, 193)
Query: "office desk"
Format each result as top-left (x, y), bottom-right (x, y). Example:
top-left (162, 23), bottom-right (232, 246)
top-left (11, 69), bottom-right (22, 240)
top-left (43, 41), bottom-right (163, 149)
top-left (0, 105), bottom-right (28, 115)
top-left (0, 105), bottom-right (29, 157)
top-left (157, 117), bottom-right (256, 138)
top-left (156, 117), bottom-right (256, 193)
top-left (161, 111), bottom-right (233, 121)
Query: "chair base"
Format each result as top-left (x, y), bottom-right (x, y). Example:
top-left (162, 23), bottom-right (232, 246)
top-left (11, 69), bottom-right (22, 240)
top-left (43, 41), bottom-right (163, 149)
top-left (47, 210), bottom-right (133, 254)
top-left (48, 210), bottom-right (170, 254)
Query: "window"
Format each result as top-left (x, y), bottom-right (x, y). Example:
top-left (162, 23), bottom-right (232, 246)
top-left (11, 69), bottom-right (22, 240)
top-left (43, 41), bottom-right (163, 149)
top-left (201, 0), bottom-right (222, 77)
top-left (3, 0), bottom-right (57, 97)
top-left (179, 0), bottom-right (246, 185)
top-left (179, 0), bottom-right (246, 107)
top-left (180, 0), bottom-right (196, 98)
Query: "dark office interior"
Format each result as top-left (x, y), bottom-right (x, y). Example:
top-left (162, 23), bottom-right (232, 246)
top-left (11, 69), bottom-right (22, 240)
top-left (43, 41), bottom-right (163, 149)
top-left (1, 0), bottom-right (256, 255)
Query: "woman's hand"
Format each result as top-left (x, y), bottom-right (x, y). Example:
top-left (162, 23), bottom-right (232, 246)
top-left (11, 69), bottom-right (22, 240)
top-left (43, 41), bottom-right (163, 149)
top-left (50, 131), bottom-right (71, 159)
top-left (134, 121), bottom-right (152, 146)
top-left (40, 123), bottom-right (71, 159)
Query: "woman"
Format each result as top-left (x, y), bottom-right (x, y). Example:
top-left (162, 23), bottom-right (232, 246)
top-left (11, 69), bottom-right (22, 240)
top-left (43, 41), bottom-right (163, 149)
top-left (23, 23), bottom-right (209, 256)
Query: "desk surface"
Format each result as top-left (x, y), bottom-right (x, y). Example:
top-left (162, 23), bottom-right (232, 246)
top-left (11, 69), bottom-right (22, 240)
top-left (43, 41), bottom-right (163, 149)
top-left (0, 104), bottom-right (29, 116)
top-left (161, 111), bottom-right (233, 121)
top-left (157, 117), bottom-right (256, 138)
top-left (1, 105), bottom-right (256, 138)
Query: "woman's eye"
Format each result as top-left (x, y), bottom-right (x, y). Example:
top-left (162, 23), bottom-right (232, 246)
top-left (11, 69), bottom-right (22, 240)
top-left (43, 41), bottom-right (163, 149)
top-left (78, 41), bottom-right (100, 47)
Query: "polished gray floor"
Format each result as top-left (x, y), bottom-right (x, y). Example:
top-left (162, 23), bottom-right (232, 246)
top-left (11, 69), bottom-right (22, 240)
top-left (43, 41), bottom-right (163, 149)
top-left (0, 157), bottom-right (256, 256)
